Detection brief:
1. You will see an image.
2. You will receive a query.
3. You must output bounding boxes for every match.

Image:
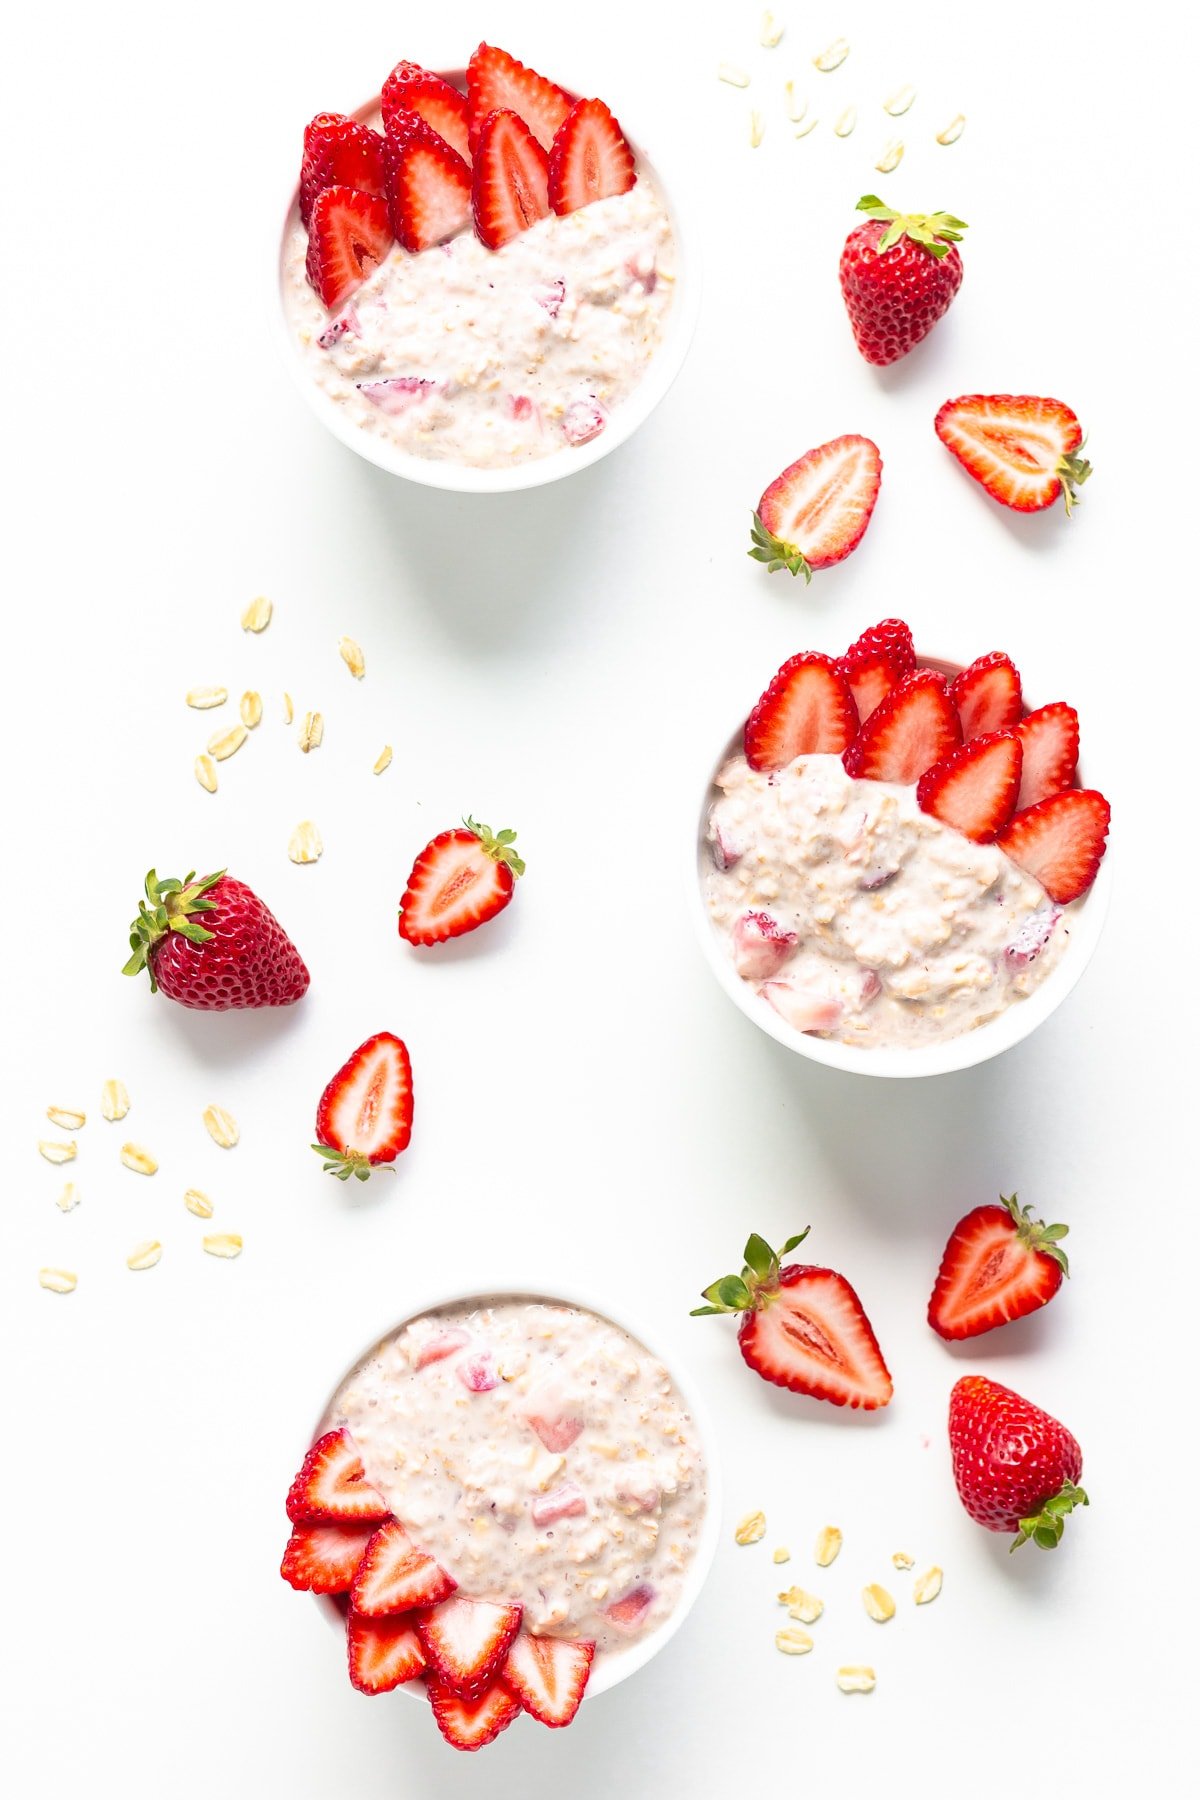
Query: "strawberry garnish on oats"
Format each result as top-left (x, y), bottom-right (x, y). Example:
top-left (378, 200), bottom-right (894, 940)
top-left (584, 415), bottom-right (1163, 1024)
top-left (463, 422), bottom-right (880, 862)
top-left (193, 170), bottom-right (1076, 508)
top-left (929, 1193), bottom-right (1069, 1341)
top-left (548, 99), bottom-right (635, 214)
top-left (299, 114), bottom-right (387, 226)
top-left (471, 110), bottom-right (550, 248)
top-left (416, 1597), bottom-right (523, 1697)
top-left (935, 394), bottom-right (1092, 514)
top-left (305, 186), bottom-right (393, 310)
top-left (749, 435), bottom-right (882, 581)
top-left (949, 651), bottom-right (1023, 739)
top-left (123, 869), bottom-right (310, 1009)
top-left (693, 1231), bottom-right (893, 1410)
top-left (1016, 702), bottom-right (1080, 811)
top-left (466, 42), bottom-right (571, 153)
top-left (744, 653), bottom-right (859, 771)
top-left (427, 1677), bottom-right (522, 1751)
top-left (995, 789), bottom-right (1110, 904)
top-left (313, 1031), bottom-right (414, 1180)
top-left (949, 1376), bottom-right (1086, 1549)
top-left (917, 731), bottom-right (1022, 843)
top-left (351, 1521), bottom-right (457, 1616)
top-left (381, 61), bottom-right (471, 163)
top-left (843, 669), bottom-right (961, 784)
top-left (398, 818), bottom-right (525, 945)
top-left (836, 617), bottom-right (916, 720)
top-left (285, 1428), bottom-right (391, 1525)
top-left (280, 1521), bottom-right (378, 1594)
top-left (502, 1632), bottom-right (595, 1727)
top-left (347, 1614), bottom-right (426, 1694)
top-left (383, 117), bottom-right (471, 251)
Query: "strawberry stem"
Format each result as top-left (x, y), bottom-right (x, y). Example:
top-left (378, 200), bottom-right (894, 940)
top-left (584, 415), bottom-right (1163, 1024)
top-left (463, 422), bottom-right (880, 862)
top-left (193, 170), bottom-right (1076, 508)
top-left (999, 1192), bottom-right (1070, 1276)
top-left (854, 194), bottom-right (967, 260)
top-left (122, 868), bottom-right (225, 991)
top-left (1057, 450), bottom-right (1093, 516)
top-left (1010, 1479), bottom-right (1089, 1552)
top-left (749, 512), bottom-right (813, 581)
top-left (464, 818), bottom-right (526, 878)
top-left (311, 1144), bottom-right (388, 1182)
top-left (691, 1230), bottom-right (811, 1315)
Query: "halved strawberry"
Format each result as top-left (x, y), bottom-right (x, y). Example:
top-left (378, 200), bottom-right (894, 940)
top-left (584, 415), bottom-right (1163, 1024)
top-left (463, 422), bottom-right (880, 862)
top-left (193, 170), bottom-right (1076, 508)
top-left (427, 1677), bottom-right (522, 1751)
top-left (312, 1031), bottom-right (413, 1180)
top-left (398, 818), bottom-right (524, 946)
top-left (286, 1428), bottom-right (390, 1525)
top-left (381, 61), bottom-right (471, 163)
top-left (417, 1596), bottom-right (523, 1696)
top-left (347, 1613), bottom-right (426, 1694)
top-left (929, 1192), bottom-right (1069, 1341)
top-left (949, 652), bottom-right (1023, 739)
top-left (299, 114), bottom-right (387, 226)
top-left (743, 653), bottom-right (859, 771)
top-left (548, 98), bottom-right (636, 215)
top-left (466, 43), bottom-right (571, 153)
top-left (749, 436), bottom-right (883, 582)
top-left (502, 1632), bottom-right (595, 1727)
top-left (843, 668), bottom-right (961, 783)
top-left (917, 731), bottom-right (1022, 843)
top-left (1016, 702), bottom-right (1079, 810)
top-left (304, 186), bottom-right (393, 310)
top-left (351, 1521), bottom-right (457, 1616)
top-left (995, 789), bottom-right (1110, 904)
top-left (693, 1231), bottom-right (893, 1410)
top-left (935, 394), bottom-right (1092, 514)
top-left (280, 1521), bottom-right (377, 1593)
top-left (383, 119), bottom-right (471, 252)
top-left (471, 110), bottom-right (550, 248)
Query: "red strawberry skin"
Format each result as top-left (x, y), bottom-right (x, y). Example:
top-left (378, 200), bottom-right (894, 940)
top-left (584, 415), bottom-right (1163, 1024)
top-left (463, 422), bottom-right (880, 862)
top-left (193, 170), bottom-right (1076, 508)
top-left (840, 214), bottom-right (964, 365)
top-left (935, 394), bottom-right (1091, 513)
top-left (472, 109), bottom-right (550, 249)
top-left (928, 1194), bottom-right (1068, 1340)
top-left (381, 62), bottom-right (471, 163)
top-left (843, 669), bottom-right (962, 784)
top-left (837, 619), bottom-right (916, 721)
top-left (744, 653), bottom-right (859, 771)
top-left (299, 114), bottom-right (387, 227)
top-left (124, 871), bottom-right (310, 1010)
top-left (949, 652), bottom-right (1023, 739)
top-left (917, 731), bottom-right (1022, 843)
top-left (948, 1376), bottom-right (1086, 1546)
top-left (996, 789), bottom-right (1110, 904)
top-left (314, 1031), bottom-right (414, 1178)
top-left (285, 1428), bottom-right (390, 1525)
top-left (398, 820), bottom-right (524, 946)
top-left (751, 436), bottom-right (882, 581)
top-left (548, 98), bottom-right (636, 215)
top-left (383, 117), bottom-right (471, 252)
top-left (467, 42), bottom-right (571, 153)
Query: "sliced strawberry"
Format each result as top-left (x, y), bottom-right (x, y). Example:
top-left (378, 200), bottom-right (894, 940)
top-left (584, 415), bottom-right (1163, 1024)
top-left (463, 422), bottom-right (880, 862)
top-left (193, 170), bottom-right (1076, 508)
top-left (347, 1612), bottom-right (426, 1694)
top-left (417, 1597), bottom-right (523, 1696)
top-left (995, 789), bottom-right (1110, 904)
top-left (280, 1521), bottom-right (377, 1593)
top-left (351, 1521), bottom-right (458, 1616)
top-left (466, 42), bottom-right (571, 153)
top-left (744, 653), bottom-right (859, 771)
top-left (603, 1583), bottom-right (656, 1630)
top-left (383, 118), bottom-right (471, 252)
top-left (313, 1031), bottom-right (413, 1180)
top-left (935, 394), bottom-right (1092, 514)
top-left (693, 1230), bottom-right (893, 1410)
top-left (750, 436), bottom-right (883, 582)
top-left (523, 1410), bottom-right (583, 1452)
top-left (381, 61), bottom-right (471, 163)
top-left (843, 668), bottom-right (961, 784)
top-left (286, 1428), bottom-right (390, 1525)
top-left (299, 114), bottom-right (387, 227)
top-left (843, 618), bottom-right (916, 676)
top-left (1016, 702), bottom-right (1079, 810)
top-left (414, 1327), bottom-right (471, 1369)
top-left (917, 731), bottom-right (1022, 844)
top-left (304, 186), bottom-right (393, 310)
top-left (929, 1193), bottom-right (1069, 1341)
top-left (398, 818), bottom-right (524, 946)
top-left (502, 1633), bottom-right (595, 1727)
top-left (427, 1677), bottom-right (522, 1751)
top-left (471, 110), bottom-right (550, 249)
top-left (548, 98), bottom-right (636, 215)
top-left (949, 652), bottom-right (1023, 739)
top-left (835, 651), bottom-right (897, 722)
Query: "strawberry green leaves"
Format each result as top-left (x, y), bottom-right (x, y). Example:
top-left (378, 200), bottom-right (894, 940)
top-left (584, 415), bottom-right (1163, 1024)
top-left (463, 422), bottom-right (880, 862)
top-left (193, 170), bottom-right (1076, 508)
top-left (122, 869), bottom-right (224, 990)
top-left (999, 1192), bottom-right (1071, 1277)
top-left (1013, 1479), bottom-right (1089, 1553)
top-left (691, 1230), bottom-right (811, 1314)
top-left (465, 817), bottom-right (526, 878)
top-left (854, 194), bottom-right (967, 259)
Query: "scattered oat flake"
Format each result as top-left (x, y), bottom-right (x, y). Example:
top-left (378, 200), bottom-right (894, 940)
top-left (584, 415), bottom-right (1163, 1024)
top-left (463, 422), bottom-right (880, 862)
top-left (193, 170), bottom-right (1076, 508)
top-left (202, 1105), bottom-right (239, 1149)
top-left (815, 1526), bottom-right (843, 1567)
top-left (794, 115), bottom-right (820, 138)
top-left (884, 83), bottom-right (916, 115)
top-left (785, 82), bottom-right (808, 123)
top-left (127, 1240), bottom-right (162, 1272)
top-left (760, 11), bottom-right (784, 48)
top-left (718, 61), bottom-right (751, 88)
top-left (39, 1140), bottom-right (77, 1166)
top-left (240, 690), bottom-right (263, 729)
top-left (101, 1079), bottom-right (130, 1122)
top-left (834, 105), bottom-right (857, 137)
top-left (194, 754), bottom-right (218, 794)
top-left (775, 1628), bottom-right (813, 1656)
top-left (914, 1565), bottom-right (943, 1605)
top-left (283, 692), bottom-right (294, 725)
top-left (208, 723), bottom-right (248, 761)
top-left (814, 37), bottom-right (850, 72)
top-left (47, 1106), bottom-right (86, 1132)
top-left (339, 636), bottom-right (366, 679)
top-left (185, 1188), bottom-right (214, 1219)
top-left (298, 711), bottom-right (324, 753)
top-left (288, 821), bottom-right (323, 865)
top-left (186, 686), bottom-right (227, 710)
top-left (837, 1666), bottom-right (876, 1695)
top-left (750, 107), bottom-right (766, 147)
top-left (779, 1587), bottom-right (824, 1624)
top-left (937, 113), bottom-right (966, 145)
top-left (120, 1143), bottom-right (158, 1176)
top-left (56, 1183), bottom-right (80, 1213)
top-left (241, 595), bottom-right (272, 632)
top-left (772, 1546), bottom-right (791, 1565)
top-left (734, 1510), bottom-right (767, 1546)
top-left (875, 138), bottom-right (904, 173)
top-left (892, 1551), bottom-right (915, 1571)
top-left (373, 745), bottom-right (393, 776)
top-left (863, 1584), bottom-right (896, 1623)
top-left (203, 1233), bottom-right (243, 1259)
top-left (39, 1267), bottom-right (77, 1295)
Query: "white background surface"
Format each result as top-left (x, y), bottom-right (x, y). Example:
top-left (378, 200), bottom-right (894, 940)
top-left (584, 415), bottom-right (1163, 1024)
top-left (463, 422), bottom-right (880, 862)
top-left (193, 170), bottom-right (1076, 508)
top-left (4, 1), bottom-right (1195, 1793)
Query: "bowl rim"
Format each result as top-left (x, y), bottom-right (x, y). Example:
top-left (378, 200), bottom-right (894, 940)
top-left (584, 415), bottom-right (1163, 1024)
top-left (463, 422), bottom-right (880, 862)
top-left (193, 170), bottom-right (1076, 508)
top-left (305, 1281), bottom-right (723, 1702)
top-left (273, 70), bottom-right (702, 494)
top-left (688, 648), bottom-right (1113, 1079)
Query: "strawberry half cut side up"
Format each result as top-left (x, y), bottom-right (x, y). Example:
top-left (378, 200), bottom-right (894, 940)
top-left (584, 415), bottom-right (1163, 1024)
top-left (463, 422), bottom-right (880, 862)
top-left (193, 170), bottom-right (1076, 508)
top-left (313, 1031), bottom-right (414, 1181)
top-left (750, 435), bottom-right (882, 581)
top-left (286, 1428), bottom-right (391, 1524)
top-left (472, 110), bottom-right (550, 248)
top-left (122, 868), bottom-right (310, 1009)
top-left (935, 394), bottom-right (1092, 515)
top-left (995, 789), bottom-right (1110, 904)
top-left (692, 1231), bottom-right (893, 1410)
top-left (398, 817), bottom-right (525, 945)
top-left (466, 42), bottom-right (571, 153)
top-left (929, 1192), bottom-right (1069, 1341)
top-left (843, 669), bottom-right (962, 784)
top-left (744, 653), bottom-right (859, 771)
top-left (305, 186), bottom-right (394, 311)
top-left (917, 731), bottom-right (1022, 843)
top-left (548, 99), bottom-right (636, 214)
top-left (502, 1632), bottom-right (595, 1727)
top-left (948, 1375), bottom-right (1087, 1550)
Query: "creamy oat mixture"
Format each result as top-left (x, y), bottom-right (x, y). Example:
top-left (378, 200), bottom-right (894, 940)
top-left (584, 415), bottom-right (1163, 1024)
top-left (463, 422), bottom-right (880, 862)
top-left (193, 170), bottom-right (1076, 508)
top-left (704, 753), bottom-right (1071, 1049)
top-left (282, 175), bottom-right (676, 468)
top-left (325, 1297), bottom-right (706, 1658)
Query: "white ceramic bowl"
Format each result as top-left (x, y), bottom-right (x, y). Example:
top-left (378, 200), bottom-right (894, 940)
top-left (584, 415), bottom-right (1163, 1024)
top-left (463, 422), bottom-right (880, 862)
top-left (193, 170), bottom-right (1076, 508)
top-left (274, 73), bottom-right (700, 493)
top-left (308, 1284), bottom-right (721, 1703)
top-left (689, 651), bottom-right (1112, 1079)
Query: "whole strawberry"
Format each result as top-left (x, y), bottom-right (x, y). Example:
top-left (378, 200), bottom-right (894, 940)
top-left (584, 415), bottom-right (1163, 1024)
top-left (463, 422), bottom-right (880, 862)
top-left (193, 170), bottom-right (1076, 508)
top-left (948, 1375), bottom-right (1087, 1550)
top-left (122, 869), bottom-right (310, 1009)
top-left (840, 195), bottom-right (967, 366)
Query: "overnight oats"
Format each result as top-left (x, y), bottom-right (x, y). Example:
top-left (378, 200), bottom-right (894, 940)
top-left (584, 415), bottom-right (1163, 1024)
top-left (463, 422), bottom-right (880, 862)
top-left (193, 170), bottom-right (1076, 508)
top-left (701, 620), bottom-right (1111, 1054)
top-left (280, 43), bottom-right (678, 471)
top-left (280, 1294), bottom-right (710, 1752)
